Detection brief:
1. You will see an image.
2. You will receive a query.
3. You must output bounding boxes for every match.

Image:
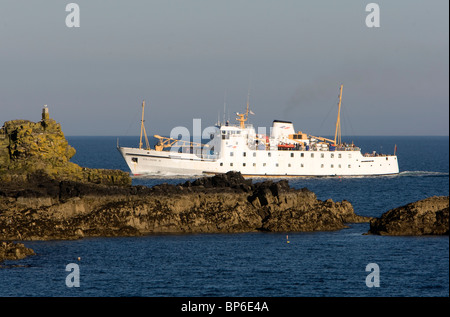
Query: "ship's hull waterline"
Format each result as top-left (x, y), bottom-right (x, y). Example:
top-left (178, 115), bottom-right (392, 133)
top-left (118, 146), bottom-right (399, 177)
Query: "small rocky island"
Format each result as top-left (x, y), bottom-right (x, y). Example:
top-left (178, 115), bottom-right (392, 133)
top-left (0, 105), bottom-right (130, 187)
top-left (368, 196), bottom-right (449, 235)
top-left (0, 241), bottom-right (35, 263)
top-left (0, 107), bottom-right (448, 263)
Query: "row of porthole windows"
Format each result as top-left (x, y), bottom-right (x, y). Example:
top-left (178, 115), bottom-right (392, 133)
top-left (220, 162), bottom-right (357, 168)
top-left (230, 152), bottom-right (351, 159)
top-left (219, 162), bottom-right (389, 168)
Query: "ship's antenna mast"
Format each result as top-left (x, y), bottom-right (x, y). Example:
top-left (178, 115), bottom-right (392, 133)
top-left (334, 85), bottom-right (343, 146)
top-left (236, 85), bottom-right (252, 129)
top-left (139, 100), bottom-right (150, 150)
top-left (223, 90), bottom-right (227, 126)
top-left (246, 86), bottom-right (250, 117)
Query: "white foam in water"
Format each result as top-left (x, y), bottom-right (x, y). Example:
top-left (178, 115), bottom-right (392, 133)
top-left (130, 170), bottom-right (449, 181)
top-left (399, 171), bottom-right (449, 177)
top-left (132, 172), bottom-right (204, 179)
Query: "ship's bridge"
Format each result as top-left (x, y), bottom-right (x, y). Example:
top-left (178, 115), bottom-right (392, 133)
top-left (219, 124), bottom-right (254, 139)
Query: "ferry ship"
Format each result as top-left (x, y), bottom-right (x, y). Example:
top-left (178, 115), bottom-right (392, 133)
top-left (118, 85), bottom-right (399, 176)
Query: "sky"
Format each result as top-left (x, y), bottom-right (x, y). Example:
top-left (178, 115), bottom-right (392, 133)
top-left (0, 0), bottom-right (448, 136)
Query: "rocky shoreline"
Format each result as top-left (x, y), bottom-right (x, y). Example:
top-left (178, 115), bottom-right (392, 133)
top-left (0, 171), bottom-right (370, 241)
top-left (0, 171), bottom-right (373, 263)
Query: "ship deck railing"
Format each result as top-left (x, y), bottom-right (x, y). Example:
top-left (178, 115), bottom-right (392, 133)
top-left (220, 123), bottom-right (254, 129)
top-left (247, 145), bottom-right (362, 152)
top-left (202, 154), bottom-right (218, 160)
top-left (362, 153), bottom-right (395, 157)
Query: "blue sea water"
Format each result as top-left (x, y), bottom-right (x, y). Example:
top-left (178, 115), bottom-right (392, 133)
top-left (0, 136), bottom-right (448, 297)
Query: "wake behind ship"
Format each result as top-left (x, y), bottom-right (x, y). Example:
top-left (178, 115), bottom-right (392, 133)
top-left (118, 85), bottom-right (399, 177)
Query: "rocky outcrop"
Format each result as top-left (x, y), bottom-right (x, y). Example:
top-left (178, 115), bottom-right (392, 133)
top-left (0, 171), bottom-right (371, 241)
top-left (0, 107), bottom-right (131, 187)
top-left (0, 241), bottom-right (35, 264)
top-left (368, 196), bottom-right (449, 235)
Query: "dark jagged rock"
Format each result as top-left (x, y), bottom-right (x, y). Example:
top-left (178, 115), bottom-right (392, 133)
top-left (188, 171), bottom-right (253, 191)
top-left (0, 169), bottom-right (372, 240)
top-left (368, 196), bottom-right (449, 235)
top-left (0, 241), bottom-right (35, 264)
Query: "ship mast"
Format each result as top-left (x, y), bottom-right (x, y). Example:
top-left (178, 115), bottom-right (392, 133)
top-left (139, 100), bottom-right (150, 150)
top-left (236, 90), bottom-right (251, 129)
top-left (334, 85), bottom-right (343, 146)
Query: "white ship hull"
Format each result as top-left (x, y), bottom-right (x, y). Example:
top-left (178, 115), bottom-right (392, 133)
top-left (118, 146), bottom-right (399, 177)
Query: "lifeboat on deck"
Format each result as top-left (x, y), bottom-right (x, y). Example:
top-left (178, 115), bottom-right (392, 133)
top-left (277, 142), bottom-right (295, 150)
